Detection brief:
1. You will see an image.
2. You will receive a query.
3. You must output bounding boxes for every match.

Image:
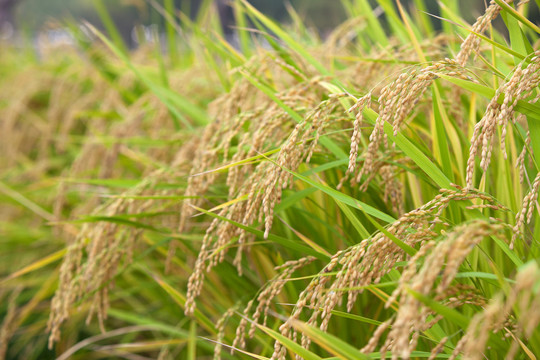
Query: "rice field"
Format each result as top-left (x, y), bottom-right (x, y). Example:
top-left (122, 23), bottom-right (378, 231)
top-left (1, 0), bottom-right (540, 359)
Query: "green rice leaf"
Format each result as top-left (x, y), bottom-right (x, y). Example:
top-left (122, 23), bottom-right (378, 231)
top-left (292, 320), bottom-right (371, 360)
top-left (263, 161), bottom-right (395, 224)
top-left (192, 205), bottom-right (330, 260)
top-left (494, 0), bottom-right (540, 35)
top-left (239, 0), bottom-right (330, 77)
top-left (406, 288), bottom-right (469, 328)
top-left (254, 322), bottom-right (324, 360)
top-left (86, 23), bottom-right (209, 129)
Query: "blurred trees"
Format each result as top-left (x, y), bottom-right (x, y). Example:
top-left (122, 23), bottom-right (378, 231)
top-left (15, 0), bottom-right (348, 37)
top-left (0, 0), bottom-right (19, 33)
top-left (13, 0), bottom-right (535, 43)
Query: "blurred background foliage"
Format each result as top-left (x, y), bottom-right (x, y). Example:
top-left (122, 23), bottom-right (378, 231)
top-left (9, 0), bottom-right (505, 44)
top-left (15, 0), bottom-right (347, 38)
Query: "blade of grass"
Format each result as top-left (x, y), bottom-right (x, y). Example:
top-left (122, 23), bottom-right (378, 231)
top-left (259, 154), bottom-right (418, 256)
top-left (412, 0), bottom-right (434, 35)
top-left (292, 320), bottom-right (371, 360)
top-left (146, 271), bottom-right (216, 334)
top-left (258, 159), bottom-right (395, 223)
top-left (188, 321), bottom-right (196, 360)
top-left (350, 0), bottom-right (389, 48)
top-left (233, 0), bottom-right (251, 56)
top-left (362, 107), bottom-right (453, 189)
top-left (0, 249), bottom-right (66, 284)
top-left (107, 309), bottom-right (237, 358)
top-left (252, 322), bottom-right (324, 360)
top-left (73, 215), bottom-right (167, 233)
top-left (406, 288), bottom-right (469, 328)
top-left (493, 0), bottom-right (540, 34)
top-left (435, 73), bottom-right (540, 121)
top-left (164, 0), bottom-right (179, 65)
top-left (239, 0), bottom-right (330, 75)
top-left (93, 0), bottom-right (128, 55)
top-left (431, 84), bottom-right (455, 181)
top-left (500, 4), bottom-right (533, 66)
top-left (335, 200), bottom-right (371, 240)
top-left (436, 73), bottom-right (540, 169)
top-left (377, 0), bottom-right (409, 44)
top-left (407, 288), bottom-right (507, 351)
top-left (239, 68), bottom-right (347, 160)
top-left (396, 0), bottom-right (426, 62)
top-left (86, 23), bottom-right (209, 129)
top-left (0, 180), bottom-right (55, 222)
top-left (191, 205), bottom-right (330, 260)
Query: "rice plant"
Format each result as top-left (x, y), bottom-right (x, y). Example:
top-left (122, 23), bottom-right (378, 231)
top-left (1, 0), bottom-right (540, 359)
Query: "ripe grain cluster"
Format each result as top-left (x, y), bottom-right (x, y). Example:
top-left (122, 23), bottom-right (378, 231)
top-left (1, 0), bottom-right (540, 359)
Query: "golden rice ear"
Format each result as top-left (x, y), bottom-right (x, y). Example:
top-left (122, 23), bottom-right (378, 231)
top-left (517, 129), bottom-right (531, 184)
top-left (346, 58), bottom-right (470, 201)
top-left (213, 306), bottom-right (237, 360)
top-left (25, 0), bottom-right (539, 355)
top-left (337, 92), bottom-right (371, 190)
top-left (0, 286), bottom-right (23, 360)
top-left (454, 0), bottom-right (509, 66)
top-left (270, 187), bottom-right (507, 360)
top-left (184, 79), bottom-right (346, 315)
top-left (512, 170), bottom-right (540, 249)
top-left (229, 256), bottom-right (316, 356)
top-left (451, 262), bottom-right (540, 360)
top-left (466, 51), bottom-right (540, 190)
top-left (339, 1), bottom-right (511, 206)
top-left (47, 181), bottom-right (152, 348)
top-left (382, 221), bottom-right (503, 358)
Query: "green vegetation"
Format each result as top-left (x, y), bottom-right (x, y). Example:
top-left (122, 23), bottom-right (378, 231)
top-left (1, 0), bottom-right (540, 359)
